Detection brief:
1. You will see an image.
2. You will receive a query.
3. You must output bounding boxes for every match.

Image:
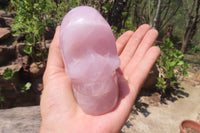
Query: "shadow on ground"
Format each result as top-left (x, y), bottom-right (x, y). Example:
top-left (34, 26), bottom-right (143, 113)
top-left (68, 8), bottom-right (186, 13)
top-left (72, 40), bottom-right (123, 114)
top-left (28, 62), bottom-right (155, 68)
top-left (132, 99), bottom-right (150, 117)
top-left (120, 121), bottom-right (134, 133)
top-left (132, 83), bottom-right (189, 117)
top-left (160, 85), bottom-right (189, 104)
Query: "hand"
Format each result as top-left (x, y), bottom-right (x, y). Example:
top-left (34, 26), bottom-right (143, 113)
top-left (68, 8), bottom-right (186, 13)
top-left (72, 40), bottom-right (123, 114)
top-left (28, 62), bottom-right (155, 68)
top-left (40, 24), bottom-right (160, 133)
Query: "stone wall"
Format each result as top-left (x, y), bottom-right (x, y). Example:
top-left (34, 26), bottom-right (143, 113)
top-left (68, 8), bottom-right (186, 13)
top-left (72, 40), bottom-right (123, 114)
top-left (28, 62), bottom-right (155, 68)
top-left (0, 106), bottom-right (41, 133)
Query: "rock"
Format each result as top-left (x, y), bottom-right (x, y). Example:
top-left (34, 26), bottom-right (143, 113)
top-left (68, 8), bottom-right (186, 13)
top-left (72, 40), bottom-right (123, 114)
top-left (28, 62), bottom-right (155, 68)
top-left (29, 62), bottom-right (45, 78)
top-left (0, 64), bottom-right (22, 75)
top-left (0, 9), bottom-right (15, 27)
top-left (30, 77), bottom-right (43, 93)
top-left (0, 106), bottom-right (41, 133)
top-left (2, 17), bottom-right (14, 27)
top-left (0, 28), bottom-right (10, 41)
top-left (0, 10), bottom-right (6, 16)
top-left (0, 44), bottom-right (16, 66)
top-left (15, 42), bottom-right (27, 56)
top-left (0, 17), bottom-right (7, 27)
top-left (0, 74), bottom-right (40, 109)
top-left (0, 64), bottom-right (22, 93)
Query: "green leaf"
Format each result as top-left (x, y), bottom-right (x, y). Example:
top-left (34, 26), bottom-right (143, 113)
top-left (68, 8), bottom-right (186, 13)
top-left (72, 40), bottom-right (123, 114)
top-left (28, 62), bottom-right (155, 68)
top-left (103, 3), bottom-right (112, 13)
top-left (122, 12), bottom-right (128, 17)
top-left (36, 53), bottom-right (42, 57)
top-left (33, 3), bottom-right (39, 9)
top-left (166, 71), bottom-right (174, 78)
top-left (184, 63), bottom-right (190, 69)
top-left (3, 68), bottom-right (15, 80)
top-left (178, 54), bottom-right (184, 58)
top-left (24, 46), bottom-right (32, 55)
top-left (20, 82), bottom-right (32, 93)
top-left (156, 77), bottom-right (167, 89)
top-left (177, 61), bottom-right (184, 66)
top-left (104, 3), bottom-right (112, 10)
top-left (170, 80), bottom-right (177, 85)
top-left (24, 82), bottom-right (31, 90)
top-left (25, 42), bottom-right (33, 46)
top-left (169, 61), bottom-right (176, 67)
top-left (183, 71), bottom-right (188, 77)
top-left (0, 97), bottom-right (4, 102)
top-left (25, 34), bottom-right (35, 44)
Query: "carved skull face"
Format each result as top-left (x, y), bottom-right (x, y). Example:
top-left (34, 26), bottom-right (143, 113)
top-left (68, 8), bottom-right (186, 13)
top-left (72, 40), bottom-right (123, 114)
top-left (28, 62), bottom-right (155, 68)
top-left (60, 6), bottom-right (120, 81)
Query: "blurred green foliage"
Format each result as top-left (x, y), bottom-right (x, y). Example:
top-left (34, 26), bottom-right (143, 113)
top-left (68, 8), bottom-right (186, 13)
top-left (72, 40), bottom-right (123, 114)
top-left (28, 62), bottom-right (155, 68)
top-left (0, 88), bottom-right (4, 103)
top-left (3, 68), bottom-right (15, 80)
top-left (156, 39), bottom-right (189, 92)
top-left (20, 82), bottom-right (32, 93)
top-left (7, 0), bottom-right (198, 96)
top-left (10, 0), bottom-right (77, 63)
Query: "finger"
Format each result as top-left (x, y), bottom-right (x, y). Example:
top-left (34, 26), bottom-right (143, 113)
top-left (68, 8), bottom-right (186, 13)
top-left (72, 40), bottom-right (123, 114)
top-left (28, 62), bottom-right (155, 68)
top-left (124, 29), bottom-right (158, 75)
top-left (129, 46), bottom-right (160, 91)
top-left (116, 31), bottom-right (133, 55)
top-left (119, 24), bottom-right (151, 70)
top-left (46, 26), bottom-right (64, 70)
top-left (43, 26), bottom-right (65, 86)
top-left (41, 26), bottom-right (77, 116)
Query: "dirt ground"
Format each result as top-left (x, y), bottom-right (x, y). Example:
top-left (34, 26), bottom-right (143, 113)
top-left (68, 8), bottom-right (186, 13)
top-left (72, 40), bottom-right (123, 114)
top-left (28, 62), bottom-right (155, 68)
top-left (121, 66), bottom-right (200, 133)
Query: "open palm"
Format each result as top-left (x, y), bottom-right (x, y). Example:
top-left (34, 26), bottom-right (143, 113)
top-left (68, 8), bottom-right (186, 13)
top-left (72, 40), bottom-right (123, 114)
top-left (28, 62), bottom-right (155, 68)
top-left (40, 24), bottom-right (160, 133)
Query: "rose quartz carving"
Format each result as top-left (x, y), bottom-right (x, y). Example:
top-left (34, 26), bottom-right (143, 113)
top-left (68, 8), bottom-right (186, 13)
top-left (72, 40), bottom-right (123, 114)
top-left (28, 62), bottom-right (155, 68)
top-left (60, 6), bottom-right (120, 115)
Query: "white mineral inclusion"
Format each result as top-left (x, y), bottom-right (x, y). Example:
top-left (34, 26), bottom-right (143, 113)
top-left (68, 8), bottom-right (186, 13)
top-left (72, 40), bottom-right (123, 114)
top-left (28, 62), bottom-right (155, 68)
top-left (60, 6), bottom-right (120, 115)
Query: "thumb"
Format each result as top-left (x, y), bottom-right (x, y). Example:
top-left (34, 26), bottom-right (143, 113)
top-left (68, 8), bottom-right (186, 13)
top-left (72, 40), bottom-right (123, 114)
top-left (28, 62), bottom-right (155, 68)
top-left (41, 26), bottom-right (77, 117)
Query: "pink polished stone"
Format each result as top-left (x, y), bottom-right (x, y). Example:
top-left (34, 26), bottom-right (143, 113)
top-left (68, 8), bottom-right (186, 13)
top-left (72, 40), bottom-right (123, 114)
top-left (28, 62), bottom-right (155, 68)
top-left (60, 6), bottom-right (120, 115)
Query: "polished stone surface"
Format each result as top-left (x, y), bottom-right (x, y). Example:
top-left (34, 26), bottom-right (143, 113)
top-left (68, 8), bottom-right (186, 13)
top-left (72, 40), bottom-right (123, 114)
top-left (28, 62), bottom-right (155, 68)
top-left (60, 6), bottom-right (120, 115)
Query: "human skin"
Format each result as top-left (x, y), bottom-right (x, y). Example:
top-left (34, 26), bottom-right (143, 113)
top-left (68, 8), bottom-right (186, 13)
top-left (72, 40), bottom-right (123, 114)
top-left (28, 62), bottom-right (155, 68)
top-left (40, 24), bottom-right (160, 133)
